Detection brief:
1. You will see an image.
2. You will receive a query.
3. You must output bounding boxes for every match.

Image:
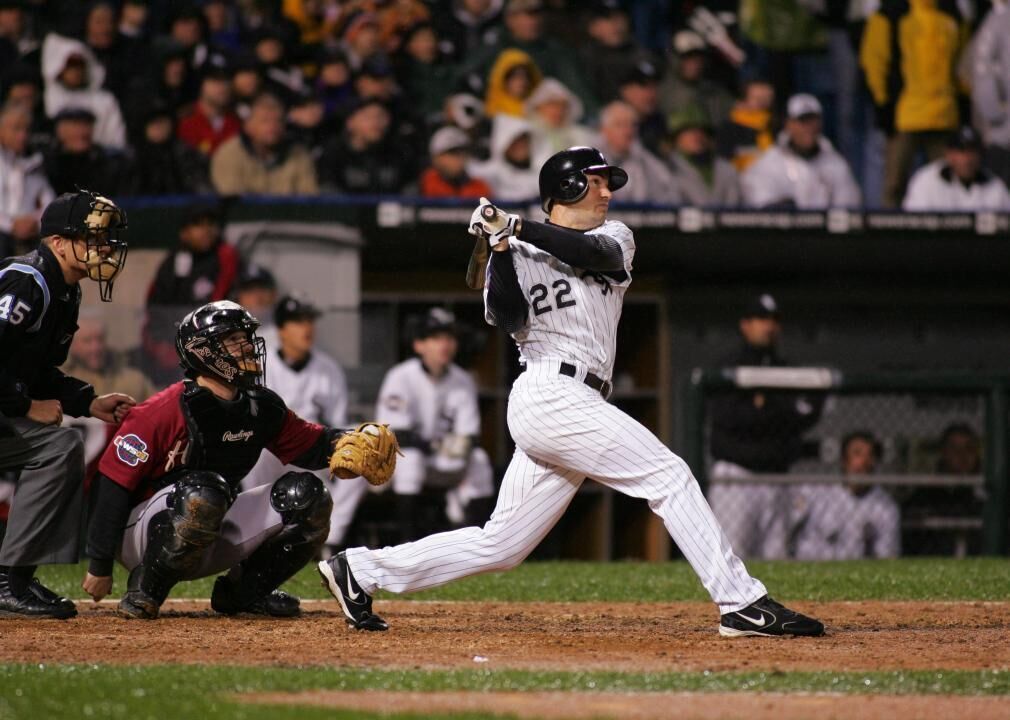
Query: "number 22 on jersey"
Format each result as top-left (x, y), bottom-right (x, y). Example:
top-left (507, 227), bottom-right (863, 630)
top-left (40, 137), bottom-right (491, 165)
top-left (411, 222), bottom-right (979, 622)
top-left (529, 280), bottom-right (576, 316)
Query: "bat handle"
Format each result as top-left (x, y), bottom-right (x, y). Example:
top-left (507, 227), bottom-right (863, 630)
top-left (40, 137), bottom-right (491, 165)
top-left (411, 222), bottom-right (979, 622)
top-left (481, 204), bottom-right (498, 221)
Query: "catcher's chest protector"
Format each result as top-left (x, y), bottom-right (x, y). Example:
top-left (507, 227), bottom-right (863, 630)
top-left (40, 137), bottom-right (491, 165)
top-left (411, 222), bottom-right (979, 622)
top-left (178, 381), bottom-right (287, 489)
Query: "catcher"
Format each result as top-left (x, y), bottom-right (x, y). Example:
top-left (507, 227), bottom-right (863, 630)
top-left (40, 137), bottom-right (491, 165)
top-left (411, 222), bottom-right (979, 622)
top-left (82, 300), bottom-right (398, 619)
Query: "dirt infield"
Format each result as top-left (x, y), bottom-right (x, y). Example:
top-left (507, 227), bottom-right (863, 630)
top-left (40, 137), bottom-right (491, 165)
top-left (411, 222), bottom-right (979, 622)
top-left (2, 600), bottom-right (1008, 672)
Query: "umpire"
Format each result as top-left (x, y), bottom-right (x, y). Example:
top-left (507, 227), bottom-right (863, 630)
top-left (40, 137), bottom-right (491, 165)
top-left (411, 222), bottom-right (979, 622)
top-left (0, 190), bottom-right (134, 619)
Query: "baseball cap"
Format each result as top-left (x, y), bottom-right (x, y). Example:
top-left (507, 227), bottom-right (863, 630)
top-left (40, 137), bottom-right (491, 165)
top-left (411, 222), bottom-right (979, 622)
top-left (275, 295), bottom-right (321, 326)
top-left (742, 293), bottom-right (780, 319)
top-left (673, 30), bottom-right (706, 56)
top-left (947, 125), bottom-right (983, 151)
top-left (506, 0), bottom-right (544, 14)
top-left (53, 106), bottom-right (96, 124)
top-left (787, 93), bottom-right (823, 120)
top-left (621, 59), bottom-right (660, 87)
top-left (236, 263), bottom-right (276, 291)
top-left (40, 192), bottom-right (88, 238)
top-left (180, 202), bottom-right (221, 228)
top-left (414, 307), bottom-right (457, 340)
top-left (587, 0), bottom-right (623, 18)
top-left (429, 126), bottom-right (470, 156)
top-left (667, 103), bottom-right (713, 136)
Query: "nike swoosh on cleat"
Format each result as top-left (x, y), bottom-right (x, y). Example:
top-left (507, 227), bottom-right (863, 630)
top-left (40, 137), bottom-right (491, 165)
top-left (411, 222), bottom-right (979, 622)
top-left (736, 611), bottom-right (768, 627)
top-left (345, 566), bottom-right (361, 601)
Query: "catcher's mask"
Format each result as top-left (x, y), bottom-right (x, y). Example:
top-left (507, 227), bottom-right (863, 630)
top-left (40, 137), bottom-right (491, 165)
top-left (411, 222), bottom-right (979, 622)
top-left (39, 189), bottom-right (128, 302)
top-left (176, 301), bottom-right (267, 389)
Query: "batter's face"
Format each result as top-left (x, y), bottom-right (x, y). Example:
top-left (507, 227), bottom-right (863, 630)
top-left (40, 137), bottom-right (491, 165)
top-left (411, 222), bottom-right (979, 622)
top-left (552, 172), bottom-right (612, 228)
top-left (414, 332), bottom-right (457, 374)
top-left (739, 316), bottom-right (780, 348)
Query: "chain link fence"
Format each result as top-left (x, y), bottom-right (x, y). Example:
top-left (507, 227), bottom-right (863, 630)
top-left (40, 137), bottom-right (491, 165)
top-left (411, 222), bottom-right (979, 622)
top-left (684, 368), bottom-right (1008, 558)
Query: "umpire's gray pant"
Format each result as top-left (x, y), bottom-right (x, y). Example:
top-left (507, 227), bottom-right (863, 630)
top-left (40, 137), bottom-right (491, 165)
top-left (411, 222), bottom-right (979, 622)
top-left (0, 417), bottom-right (85, 566)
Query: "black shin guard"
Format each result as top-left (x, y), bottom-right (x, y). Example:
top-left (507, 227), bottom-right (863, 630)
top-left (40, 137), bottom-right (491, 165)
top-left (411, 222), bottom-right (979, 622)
top-left (135, 472), bottom-right (232, 605)
top-left (216, 472), bottom-right (331, 611)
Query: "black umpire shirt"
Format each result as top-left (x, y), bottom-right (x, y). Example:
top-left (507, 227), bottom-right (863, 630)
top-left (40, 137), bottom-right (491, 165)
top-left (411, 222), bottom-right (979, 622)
top-left (0, 244), bottom-right (95, 420)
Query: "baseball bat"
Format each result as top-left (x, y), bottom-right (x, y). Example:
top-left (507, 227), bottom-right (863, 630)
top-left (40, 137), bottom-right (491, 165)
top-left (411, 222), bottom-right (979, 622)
top-left (465, 205), bottom-right (499, 291)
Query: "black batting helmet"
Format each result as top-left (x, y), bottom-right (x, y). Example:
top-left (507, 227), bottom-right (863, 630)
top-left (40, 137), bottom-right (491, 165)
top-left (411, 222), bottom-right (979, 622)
top-left (176, 301), bottom-right (266, 388)
top-left (538, 146), bottom-right (628, 213)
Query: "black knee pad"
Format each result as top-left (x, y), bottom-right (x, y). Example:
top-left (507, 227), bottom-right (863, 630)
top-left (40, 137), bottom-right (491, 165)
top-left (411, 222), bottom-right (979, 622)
top-left (169, 471), bottom-right (233, 547)
top-left (270, 472), bottom-right (332, 528)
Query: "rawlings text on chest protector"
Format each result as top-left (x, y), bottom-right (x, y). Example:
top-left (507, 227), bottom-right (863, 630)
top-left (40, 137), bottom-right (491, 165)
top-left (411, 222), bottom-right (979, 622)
top-left (177, 381), bottom-right (287, 490)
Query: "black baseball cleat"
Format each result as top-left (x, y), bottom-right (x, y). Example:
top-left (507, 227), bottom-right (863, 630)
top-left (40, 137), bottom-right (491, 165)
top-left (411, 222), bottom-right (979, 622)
top-left (211, 576), bottom-right (301, 617)
top-left (28, 578), bottom-right (78, 617)
top-left (317, 552), bottom-right (388, 631)
top-left (719, 596), bottom-right (825, 638)
top-left (0, 574), bottom-right (77, 619)
top-left (118, 589), bottom-right (161, 620)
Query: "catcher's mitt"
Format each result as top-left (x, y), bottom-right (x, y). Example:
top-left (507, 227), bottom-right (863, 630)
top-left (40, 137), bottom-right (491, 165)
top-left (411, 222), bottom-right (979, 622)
top-left (329, 422), bottom-right (402, 486)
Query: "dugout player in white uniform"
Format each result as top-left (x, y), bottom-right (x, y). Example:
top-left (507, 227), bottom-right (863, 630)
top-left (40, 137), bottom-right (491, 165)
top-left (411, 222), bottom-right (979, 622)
top-left (240, 295), bottom-right (361, 552)
top-left (376, 307), bottom-right (496, 541)
top-left (319, 146), bottom-right (825, 637)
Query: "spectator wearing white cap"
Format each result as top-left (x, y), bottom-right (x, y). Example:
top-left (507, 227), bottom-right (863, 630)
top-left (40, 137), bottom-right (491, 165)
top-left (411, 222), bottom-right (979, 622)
top-left (741, 94), bottom-right (861, 209)
top-left (525, 77), bottom-right (593, 169)
top-left (593, 100), bottom-right (679, 204)
top-left (658, 30), bottom-right (733, 133)
top-left (419, 126), bottom-right (493, 198)
top-left (903, 126), bottom-right (1010, 211)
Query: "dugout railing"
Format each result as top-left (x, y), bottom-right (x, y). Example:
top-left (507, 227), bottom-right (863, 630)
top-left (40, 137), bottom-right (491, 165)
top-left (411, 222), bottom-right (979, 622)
top-left (682, 368), bottom-right (1009, 556)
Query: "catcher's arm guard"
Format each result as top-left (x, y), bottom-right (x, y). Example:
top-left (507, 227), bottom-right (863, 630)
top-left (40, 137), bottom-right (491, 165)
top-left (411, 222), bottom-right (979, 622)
top-left (329, 422), bottom-right (403, 486)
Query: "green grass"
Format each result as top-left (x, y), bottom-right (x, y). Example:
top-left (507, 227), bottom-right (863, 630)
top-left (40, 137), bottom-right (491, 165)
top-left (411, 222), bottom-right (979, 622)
top-left (1, 664), bottom-right (1008, 720)
top-left (36, 558), bottom-right (1010, 603)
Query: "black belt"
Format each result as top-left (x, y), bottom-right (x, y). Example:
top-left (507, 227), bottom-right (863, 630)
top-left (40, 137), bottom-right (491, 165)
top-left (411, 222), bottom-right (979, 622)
top-left (520, 362), bottom-right (612, 398)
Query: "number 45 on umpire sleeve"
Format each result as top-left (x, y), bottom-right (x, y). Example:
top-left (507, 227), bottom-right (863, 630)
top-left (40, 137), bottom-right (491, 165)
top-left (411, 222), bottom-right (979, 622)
top-left (0, 295), bottom-right (32, 325)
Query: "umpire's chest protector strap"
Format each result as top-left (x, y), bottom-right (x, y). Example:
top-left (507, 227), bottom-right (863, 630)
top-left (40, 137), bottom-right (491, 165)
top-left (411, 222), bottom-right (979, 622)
top-left (178, 381), bottom-right (287, 487)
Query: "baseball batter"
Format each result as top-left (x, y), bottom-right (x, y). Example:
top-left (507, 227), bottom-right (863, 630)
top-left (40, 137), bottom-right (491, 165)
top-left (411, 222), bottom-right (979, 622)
top-left (320, 147), bottom-right (824, 637)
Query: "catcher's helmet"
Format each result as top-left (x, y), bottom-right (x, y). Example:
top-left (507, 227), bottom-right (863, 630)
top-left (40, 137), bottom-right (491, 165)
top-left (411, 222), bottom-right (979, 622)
top-left (538, 146), bottom-right (628, 213)
top-left (176, 301), bottom-right (266, 388)
top-left (39, 189), bottom-right (128, 302)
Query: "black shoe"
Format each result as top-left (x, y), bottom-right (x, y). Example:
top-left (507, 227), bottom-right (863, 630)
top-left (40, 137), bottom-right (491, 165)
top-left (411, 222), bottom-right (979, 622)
top-left (118, 590), bottom-right (160, 620)
top-left (28, 578), bottom-right (78, 617)
top-left (719, 596), bottom-right (825, 638)
top-left (0, 575), bottom-right (76, 619)
top-left (211, 576), bottom-right (301, 617)
top-left (317, 552), bottom-right (388, 631)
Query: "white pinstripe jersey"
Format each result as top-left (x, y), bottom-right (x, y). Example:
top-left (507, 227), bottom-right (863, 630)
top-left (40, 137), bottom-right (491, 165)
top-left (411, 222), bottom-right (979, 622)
top-left (487, 219), bottom-right (634, 380)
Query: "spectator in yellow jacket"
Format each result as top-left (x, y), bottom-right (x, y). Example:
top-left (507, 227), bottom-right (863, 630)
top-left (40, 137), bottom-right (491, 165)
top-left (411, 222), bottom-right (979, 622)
top-left (860, 0), bottom-right (970, 208)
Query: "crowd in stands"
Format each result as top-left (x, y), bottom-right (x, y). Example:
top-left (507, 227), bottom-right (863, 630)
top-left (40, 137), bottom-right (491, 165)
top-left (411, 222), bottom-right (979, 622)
top-left (4, 0), bottom-right (1010, 254)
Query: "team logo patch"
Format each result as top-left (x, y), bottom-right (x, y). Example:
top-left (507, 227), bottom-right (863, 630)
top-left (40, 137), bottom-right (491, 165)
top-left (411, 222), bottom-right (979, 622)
top-left (114, 434), bottom-right (150, 466)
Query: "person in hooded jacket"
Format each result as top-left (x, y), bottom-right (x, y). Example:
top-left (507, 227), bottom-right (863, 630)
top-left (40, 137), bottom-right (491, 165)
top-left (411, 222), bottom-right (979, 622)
top-left (483, 47), bottom-right (541, 118)
top-left (40, 33), bottom-right (126, 150)
top-left (525, 77), bottom-right (593, 170)
top-left (468, 113), bottom-right (538, 200)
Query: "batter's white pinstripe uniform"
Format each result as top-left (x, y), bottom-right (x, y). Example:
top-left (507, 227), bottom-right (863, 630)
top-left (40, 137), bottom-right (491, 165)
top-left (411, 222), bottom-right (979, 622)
top-left (345, 219), bottom-right (766, 613)
top-left (240, 347), bottom-right (361, 547)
